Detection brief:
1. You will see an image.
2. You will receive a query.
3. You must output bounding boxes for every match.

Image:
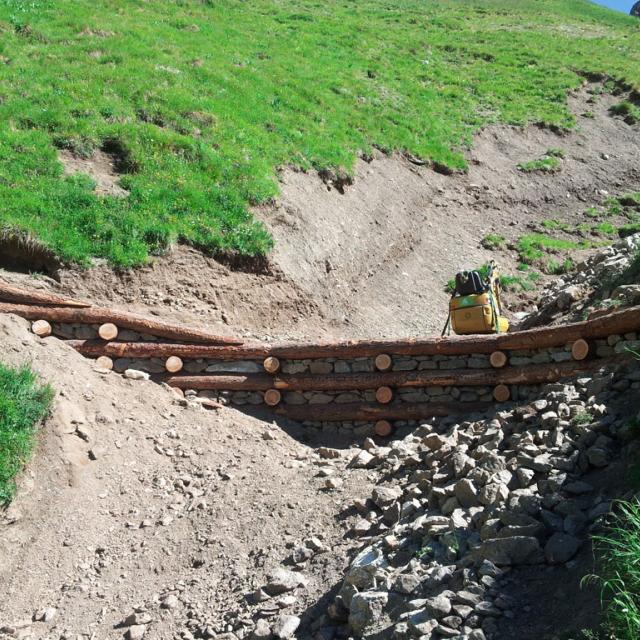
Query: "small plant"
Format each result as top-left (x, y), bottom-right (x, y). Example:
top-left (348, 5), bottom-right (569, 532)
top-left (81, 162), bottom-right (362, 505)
top-left (571, 411), bottom-right (593, 427)
top-left (517, 155), bottom-right (561, 173)
top-left (0, 364), bottom-right (53, 504)
top-left (609, 101), bottom-right (640, 125)
top-left (545, 256), bottom-right (574, 275)
top-left (516, 233), bottom-right (584, 265)
top-left (584, 206), bottom-right (603, 219)
top-left (481, 234), bottom-right (506, 250)
top-left (541, 218), bottom-right (572, 232)
top-left (546, 147), bottom-right (565, 158)
top-left (581, 111), bottom-right (595, 119)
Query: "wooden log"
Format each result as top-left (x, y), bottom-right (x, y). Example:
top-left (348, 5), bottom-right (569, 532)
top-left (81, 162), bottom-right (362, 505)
top-left (98, 323), bottom-right (118, 341)
top-left (0, 281), bottom-right (90, 308)
top-left (375, 386), bottom-right (393, 404)
top-left (165, 356), bottom-right (184, 373)
top-left (264, 389), bottom-right (282, 406)
top-left (571, 339), bottom-right (590, 361)
top-left (490, 351), bottom-right (508, 368)
top-left (0, 303), bottom-right (243, 345)
top-left (375, 354), bottom-right (393, 371)
top-left (493, 384), bottom-right (511, 402)
top-left (163, 357), bottom-right (622, 392)
top-left (63, 305), bottom-right (640, 360)
top-left (264, 356), bottom-right (281, 374)
top-left (95, 356), bottom-right (114, 370)
top-left (276, 401), bottom-right (492, 422)
top-left (31, 319), bottom-right (52, 337)
top-left (374, 420), bottom-right (393, 437)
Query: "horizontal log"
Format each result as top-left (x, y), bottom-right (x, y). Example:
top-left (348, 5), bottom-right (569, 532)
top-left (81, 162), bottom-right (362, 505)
top-left (275, 401), bottom-right (492, 422)
top-left (162, 357), bottom-right (622, 392)
top-left (0, 303), bottom-right (243, 345)
top-left (64, 305), bottom-right (640, 360)
top-left (0, 281), bottom-right (90, 308)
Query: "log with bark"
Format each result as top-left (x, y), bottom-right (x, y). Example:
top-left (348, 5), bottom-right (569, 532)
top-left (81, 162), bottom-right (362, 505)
top-left (0, 303), bottom-right (243, 345)
top-left (0, 281), bottom-right (90, 308)
top-left (275, 401), bottom-right (492, 422)
top-left (64, 305), bottom-right (640, 360)
top-left (162, 357), bottom-right (623, 392)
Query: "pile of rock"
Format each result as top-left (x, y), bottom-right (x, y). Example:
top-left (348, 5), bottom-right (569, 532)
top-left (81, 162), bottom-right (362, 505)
top-left (323, 364), bottom-right (639, 639)
top-left (521, 232), bottom-right (640, 328)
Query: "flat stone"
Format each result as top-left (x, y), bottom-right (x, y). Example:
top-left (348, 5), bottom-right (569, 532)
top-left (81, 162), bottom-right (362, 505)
top-left (272, 615), bottom-right (301, 639)
top-left (544, 533), bottom-right (581, 564)
top-left (473, 536), bottom-right (543, 566)
top-left (265, 568), bottom-right (308, 595)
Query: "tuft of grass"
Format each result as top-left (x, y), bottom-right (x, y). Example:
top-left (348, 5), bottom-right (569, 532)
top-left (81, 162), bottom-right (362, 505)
top-left (0, 0), bottom-right (639, 266)
top-left (481, 234), bottom-right (506, 250)
top-left (588, 500), bottom-right (640, 640)
top-left (546, 147), bottom-right (565, 158)
top-left (541, 218), bottom-right (572, 232)
top-left (517, 155), bottom-right (561, 173)
top-left (618, 223), bottom-right (640, 238)
top-left (517, 233), bottom-right (586, 264)
top-left (0, 364), bottom-right (53, 505)
top-left (545, 256), bottom-right (574, 275)
top-left (571, 411), bottom-right (593, 427)
top-left (610, 101), bottom-right (640, 125)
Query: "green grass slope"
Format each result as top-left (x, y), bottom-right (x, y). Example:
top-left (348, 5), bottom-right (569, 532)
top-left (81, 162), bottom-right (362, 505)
top-left (0, 0), bottom-right (638, 266)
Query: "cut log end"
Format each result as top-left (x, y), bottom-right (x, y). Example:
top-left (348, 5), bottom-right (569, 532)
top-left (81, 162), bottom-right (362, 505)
top-left (264, 356), bottom-right (281, 374)
top-left (374, 353), bottom-right (393, 371)
top-left (165, 356), bottom-right (184, 373)
top-left (98, 322), bottom-right (119, 341)
top-left (489, 350), bottom-right (508, 368)
top-left (375, 386), bottom-right (394, 404)
top-left (31, 319), bottom-right (52, 337)
top-left (493, 384), bottom-right (511, 403)
top-left (571, 339), bottom-right (590, 361)
top-left (95, 356), bottom-right (114, 371)
top-left (374, 420), bottom-right (393, 437)
top-left (264, 389), bottom-right (282, 406)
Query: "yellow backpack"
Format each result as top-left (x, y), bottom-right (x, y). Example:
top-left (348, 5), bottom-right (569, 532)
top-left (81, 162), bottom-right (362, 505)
top-left (443, 262), bottom-right (509, 336)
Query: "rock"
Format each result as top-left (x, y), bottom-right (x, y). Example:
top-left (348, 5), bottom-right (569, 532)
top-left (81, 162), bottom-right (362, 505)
top-left (544, 533), bottom-right (581, 564)
top-left (348, 592), bottom-right (388, 635)
top-left (272, 615), bottom-right (301, 639)
top-left (424, 594), bottom-right (452, 619)
top-left (160, 594), bottom-right (179, 610)
top-left (473, 536), bottom-right (543, 566)
top-left (393, 573), bottom-right (421, 594)
top-left (516, 468), bottom-right (535, 487)
top-left (251, 619), bottom-right (272, 639)
top-left (455, 479), bottom-right (479, 508)
top-left (123, 369), bottom-right (150, 380)
top-left (317, 447), bottom-right (341, 459)
top-left (349, 450), bottom-right (374, 469)
top-left (265, 569), bottom-right (308, 595)
top-left (557, 286), bottom-right (582, 310)
top-left (586, 446), bottom-right (610, 467)
top-left (34, 607), bottom-right (57, 623)
top-left (353, 518), bottom-right (372, 536)
top-left (372, 486), bottom-right (402, 508)
top-left (126, 626), bottom-right (147, 640)
top-left (325, 477), bottom-right (343, 490)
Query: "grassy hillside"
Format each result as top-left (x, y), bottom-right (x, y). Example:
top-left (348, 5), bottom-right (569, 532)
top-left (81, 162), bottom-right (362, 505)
top-left (0, 0), bottom-right (638, 266)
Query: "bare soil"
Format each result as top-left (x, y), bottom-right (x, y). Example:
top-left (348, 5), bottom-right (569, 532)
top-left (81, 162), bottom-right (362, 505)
top-left (58, 149), bottom-right (129, 198)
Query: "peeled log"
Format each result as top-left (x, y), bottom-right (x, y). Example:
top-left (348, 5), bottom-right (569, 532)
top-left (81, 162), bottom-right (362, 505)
top-left (165, 356), bottom-right (184, 373)
top-left (276, 401), bottom-right (492, 422)
top-left (571, 339), bottom-right (590, 361)
top-left (98, 323), bottom-right (118, 341)
top-left (493, 384), bottom-right (511, 402)
top-left (163, 357), bottom-right (622, 392)
top-left (32, 319), bottom-right (52, 337)
top-left (95, 356), bottom-right (114, 370)
top-left (0, 303), bottom-right (243, 345)
top-left (62, 305), bottom-right (640, 359)
top-left (264, 389), bottom-right (282, 406)
top-left (374, 420), bottom-right (393, 437)
top-left (375, 354), bottom-right (393, 371)
top-left (0, 281), bottom-right (90, 308)
top-left (264, 356), bottom-right (281, 374)
top-left (490, 351), bottom-right (508, 368)
top-left (375, 386), bottom-right (393, 404)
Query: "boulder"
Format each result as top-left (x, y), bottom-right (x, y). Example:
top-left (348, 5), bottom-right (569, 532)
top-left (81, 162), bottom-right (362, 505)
top-left (473, 536), bottom-right (544, 566)
top-left (544, 533), bottom-right (581, 564)
top-left (348, 591), bottom-right (388, 635)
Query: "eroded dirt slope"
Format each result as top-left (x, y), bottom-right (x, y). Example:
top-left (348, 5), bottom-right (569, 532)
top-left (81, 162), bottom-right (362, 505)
top-left (0, 315), bottom-right (374, 639)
